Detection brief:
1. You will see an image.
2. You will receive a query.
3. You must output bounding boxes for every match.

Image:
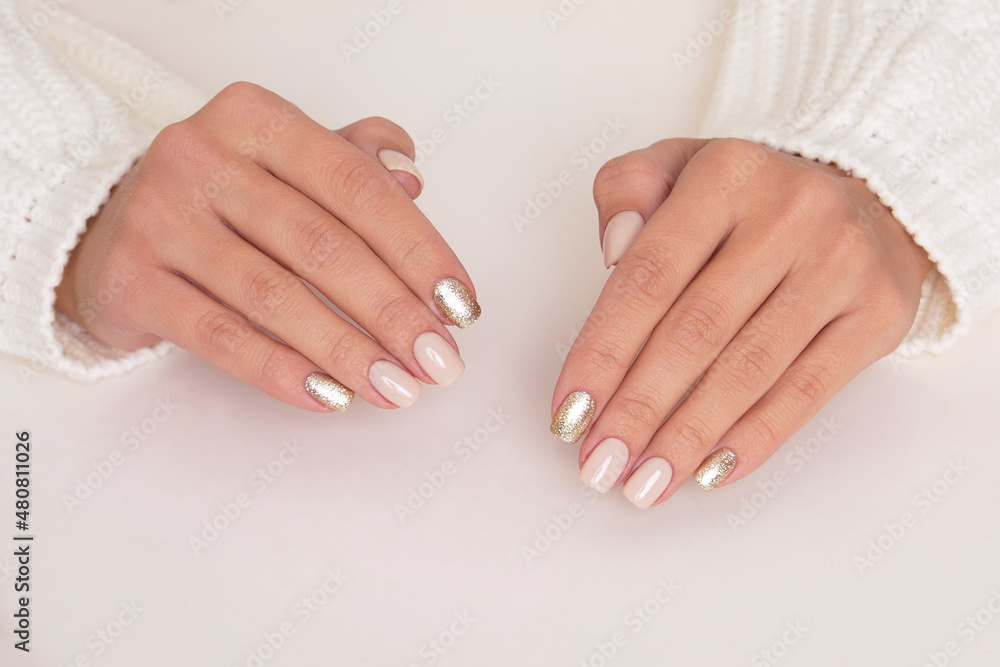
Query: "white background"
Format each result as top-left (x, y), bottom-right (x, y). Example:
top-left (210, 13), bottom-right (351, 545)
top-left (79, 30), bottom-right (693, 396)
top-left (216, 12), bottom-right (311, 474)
top-left (3, 0), bottom-right (1000, 665)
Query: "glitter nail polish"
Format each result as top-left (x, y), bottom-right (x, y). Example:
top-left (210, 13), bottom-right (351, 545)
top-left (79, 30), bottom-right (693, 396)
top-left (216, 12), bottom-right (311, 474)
top-left (550, 391), bottom-right (596, 443)
top-left (305, 373), bottom-right (354, 412)
top-left (433, 278), bottom-right (481, 328)
top-left (694, 448), bottom-right (737, 490)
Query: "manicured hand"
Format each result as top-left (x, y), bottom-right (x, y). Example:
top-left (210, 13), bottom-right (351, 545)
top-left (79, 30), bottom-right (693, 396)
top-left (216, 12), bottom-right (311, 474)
top-left (551, 138), bottom-right (930, 508)
top-left (56, 82), bottom-right (480, 412)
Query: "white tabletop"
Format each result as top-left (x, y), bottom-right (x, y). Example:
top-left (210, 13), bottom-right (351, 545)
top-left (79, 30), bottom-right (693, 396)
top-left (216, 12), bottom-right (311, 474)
top-left (5, 1), bottom-right (1000, 665)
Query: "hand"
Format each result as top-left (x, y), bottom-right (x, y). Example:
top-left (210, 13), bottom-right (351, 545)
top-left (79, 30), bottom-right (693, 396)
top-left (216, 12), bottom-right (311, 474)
top-left (55, 82), bottom-right (479, 412)
top-left (551, 138), bottom-right (931, 508)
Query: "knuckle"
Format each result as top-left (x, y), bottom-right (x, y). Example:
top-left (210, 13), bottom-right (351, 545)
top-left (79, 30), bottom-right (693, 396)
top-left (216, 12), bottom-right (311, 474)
top-left (243, 267), bottom-right (298, 323)
top-left (707, 138), bottom-right (771, 186)
top-left (710, 137), bottom-right (761, 162)
top-left (742, 413), bottom-right (783, 453)
top-left (370, 293), bottom-right (422, 336)
top-left (195, 310), bottom-right (254, 355)
top-left (668, 295), bottom-right (728, 358)
top-left (616, 245), bottom-right (676, 309)
top-left (251, 342), bottom-right (290, 389)
top-left (724, 338), bottom-right (775, 391)
top-left (783, 170), bottom-right (845, 222)
top-left (214, 81), bottom-right (273, 109)
top-left (392, 232), bottom-right (434, 273)
top-left (615, 393), bottom-right (664, 431)
top-left (295, 215), bottom-right (353, 275)
top-left (783, 365), bottom-right (828, 405)
top-left (828, 222), bottom-right (876, 270)
top-left (593, 153), bottom-right (669, 205)
top-left (315, 327), bottom-right (359, 375)
top-left (670, 415), bottom-right (714, 457)
top-left (576, 337), bottom-right (629, 380)
top-left (148, 121), bottom-right (215, 172)
top-left (329, 157), bottom-right (395, 213)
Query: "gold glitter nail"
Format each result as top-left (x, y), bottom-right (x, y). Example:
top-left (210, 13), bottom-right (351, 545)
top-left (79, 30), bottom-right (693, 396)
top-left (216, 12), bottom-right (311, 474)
top-left (305, 373), bottom-right (354, 412)
top-left (434, 278), bottom-right (481, 328)
top-left (550, 391), bottom-right (596, 443)
top-left (694, 448), bottom-right (736, 491)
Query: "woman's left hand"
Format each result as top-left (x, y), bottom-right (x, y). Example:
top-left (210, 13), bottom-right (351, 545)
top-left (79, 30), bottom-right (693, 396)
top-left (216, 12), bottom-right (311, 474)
top-left (551, 138), bottom-right (932, 508)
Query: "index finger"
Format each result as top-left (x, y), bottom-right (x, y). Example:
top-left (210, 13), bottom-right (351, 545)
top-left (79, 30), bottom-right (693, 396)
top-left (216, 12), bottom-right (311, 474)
top-left (550, 141), bottom-right (734, 442)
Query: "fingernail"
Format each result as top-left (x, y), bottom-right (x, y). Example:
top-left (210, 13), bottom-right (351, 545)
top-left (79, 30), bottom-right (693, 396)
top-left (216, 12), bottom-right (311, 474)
top-left (368, 360), bottom-right (421, 408)
top-left (377, 148), bottom-right (424, 193)
top-left (602, 211), bottom-right (645, 268)
top-left (305, 373), bottom-right (354, 412)
top-left (694, 448), bottom-right (737, 490)
top-left (550, 391), bottom-right (596, 443)
top-left (414, 332), bottom-right (465, 386)
top-left (623, 458), bottom-right (673, 509)
top-left (434, 278), bottom-right (481, 328)
top-left (580, 438), bottom-right (630, 494)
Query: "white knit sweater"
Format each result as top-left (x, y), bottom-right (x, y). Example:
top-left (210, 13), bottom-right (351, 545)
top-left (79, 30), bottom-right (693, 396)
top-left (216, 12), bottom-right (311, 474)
top-left (1, 0), bottom-right (998, 381)
top-left (0, 0), bottom-right (203, 381)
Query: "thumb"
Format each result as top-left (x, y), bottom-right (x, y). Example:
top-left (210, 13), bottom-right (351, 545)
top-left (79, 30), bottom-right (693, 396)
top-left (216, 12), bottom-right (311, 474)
top-left (594, 138), bottom-right (709, 268)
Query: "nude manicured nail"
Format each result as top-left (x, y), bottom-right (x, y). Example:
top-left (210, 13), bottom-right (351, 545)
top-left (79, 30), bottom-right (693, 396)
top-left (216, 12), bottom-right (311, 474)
top-left (305, 373), bottom-right (354, 412)
top-left (550, 391), bottom-right (596, 443)
top-left (434, 278), bottom-right (481, 328)
top-left (414, 332), bottom-right (465, 386)
top-left (377, 148), bottom-right (424, 192)
top-left (580, 438), bottom-right (630, 494)
top-left (369, 360), bottom-right (421, 408)
top-left (694, 448), bottom-right (737, 491)
top-left (602, 211), bottom-right (645, 268)
top-left (623, 458), bottom-right (673, 509)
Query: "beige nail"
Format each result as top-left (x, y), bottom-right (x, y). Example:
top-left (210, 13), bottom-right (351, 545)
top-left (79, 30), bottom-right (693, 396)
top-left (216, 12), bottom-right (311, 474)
top-left (377, 148), bottom-right (425, 191)
top-left (369, 360), bottom-right (421, 408)
top-left (602, 211), bottom-right (645, 268)
top-left (623, 458), bottom-right (673, 509)
top-left (580, 438), bottom-right (630, 494)
top-left (414, 332), bottom-right (465, 386)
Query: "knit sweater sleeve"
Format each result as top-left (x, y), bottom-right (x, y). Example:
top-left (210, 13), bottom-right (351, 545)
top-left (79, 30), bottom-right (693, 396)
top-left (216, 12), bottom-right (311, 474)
top-left (702, 0), bottom-right (1000, 356)
top-left (0, 0), bottom-right (204, 381)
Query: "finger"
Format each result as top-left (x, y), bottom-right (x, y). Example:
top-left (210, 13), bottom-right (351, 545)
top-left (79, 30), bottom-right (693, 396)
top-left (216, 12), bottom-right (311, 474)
top-left (593, 138), bottom-right (708, 267)
top-left (205, 165), bottom-right (463, 389)
top-left (620, 279), bottom-right (843, 508)
top-left (575, 220), bottom-right (799, 486)
top-left (551, 140), bottom-right (739, 444)
top-left (168, 225), bottom-right (423, 410)
top-left (232, 90), bottom-right (479, 329)
top-left (701, 311), bottom-right (895, 491)
top-left (336, 116), bottom-right (424, 198)
top-left (135, 271), bottom-right (356, 413)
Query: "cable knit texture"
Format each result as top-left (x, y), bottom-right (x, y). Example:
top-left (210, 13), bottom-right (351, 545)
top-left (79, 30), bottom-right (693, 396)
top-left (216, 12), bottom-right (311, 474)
top-left (0, 0), bottom-right (204, 381)
top-left (703, 0), bottom-right (1000, 356)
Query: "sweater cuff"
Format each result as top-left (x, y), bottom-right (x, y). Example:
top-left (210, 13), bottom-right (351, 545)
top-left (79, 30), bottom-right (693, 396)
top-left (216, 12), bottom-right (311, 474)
top-left (3, 124), bottom-right (175, 382)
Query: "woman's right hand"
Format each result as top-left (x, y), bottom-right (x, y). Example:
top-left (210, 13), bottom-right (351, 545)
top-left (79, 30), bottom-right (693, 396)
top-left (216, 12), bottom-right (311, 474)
top-left (55, 82), bottom-right (480, 412)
